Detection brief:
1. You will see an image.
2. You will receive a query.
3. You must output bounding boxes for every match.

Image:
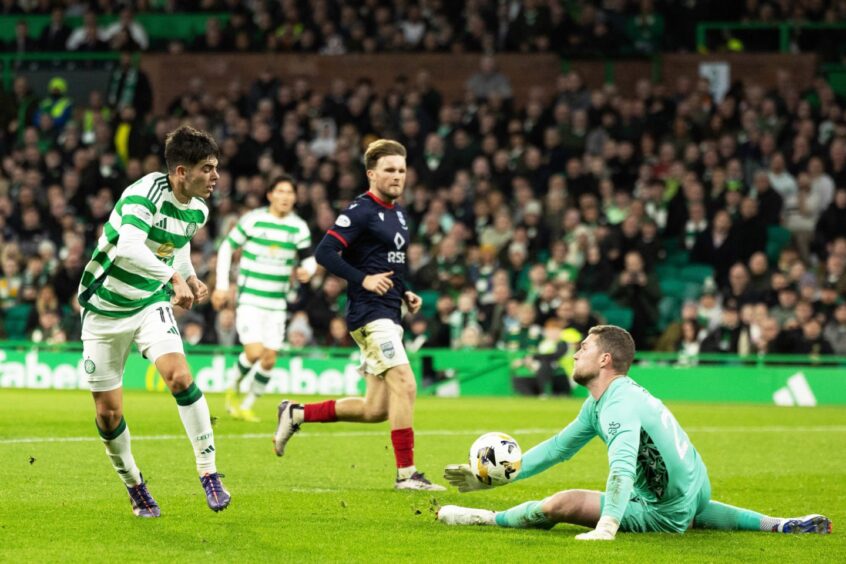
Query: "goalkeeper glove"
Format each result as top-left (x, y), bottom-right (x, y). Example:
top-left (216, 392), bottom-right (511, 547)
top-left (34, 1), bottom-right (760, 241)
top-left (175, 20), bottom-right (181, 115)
top-left (443, 464), bottom-right (492, 493)
top-left (575, 516), bottom-right (619, 541)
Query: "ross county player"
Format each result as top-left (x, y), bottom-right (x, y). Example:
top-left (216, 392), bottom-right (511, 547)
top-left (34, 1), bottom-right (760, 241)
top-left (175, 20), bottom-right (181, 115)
top-left (78, 125), bottom-right (230, 517)
top-left (438, 325), bottom-right (832, 538)
top-left (273, 139), bottom-right (445, 491)
top-left (212, 174), bottom-right (316, 422)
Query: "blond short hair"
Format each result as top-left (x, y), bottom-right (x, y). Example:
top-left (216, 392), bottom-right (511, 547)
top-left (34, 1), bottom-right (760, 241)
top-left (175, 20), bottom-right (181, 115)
top-left (364, 139), bottom-right (407, 170)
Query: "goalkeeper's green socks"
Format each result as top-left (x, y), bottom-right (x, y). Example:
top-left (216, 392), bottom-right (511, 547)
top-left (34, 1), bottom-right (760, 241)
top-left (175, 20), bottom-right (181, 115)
top-left (494, 500), bottom-right (555, 529)
top-left (693, 500), bottom-right (781, 531)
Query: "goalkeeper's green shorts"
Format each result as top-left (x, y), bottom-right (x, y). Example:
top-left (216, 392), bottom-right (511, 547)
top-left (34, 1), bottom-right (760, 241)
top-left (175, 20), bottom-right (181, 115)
top-left (600, 477), bottom-right (712, 533)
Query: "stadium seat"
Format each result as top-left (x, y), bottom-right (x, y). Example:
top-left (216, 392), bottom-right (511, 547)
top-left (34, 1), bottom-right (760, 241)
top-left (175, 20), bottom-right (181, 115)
top-left (418, 290), bottom-right (440, 319)
top-left (664, 248), bottom-right (690, 267)
top-left (659, 278), bottom-right (687, 299)
top-left (588, 292), bottom-right (615, 311)
top-left (658, 296), bottom-right (681, 330)
top-left (655, 263), bottom-right (679, 281)
top-left (679, 263), bottom-right (714, 285)
top-left (661, 237), bottom-right (682, 255)
top-left (601, 306), bottom-right (634, 330)
top-left (660, 278), bottom-right (701, 301)
top-left (3, 304), bottom-right (32, 340)
top-left (766, 225), bottom-right (792, 262)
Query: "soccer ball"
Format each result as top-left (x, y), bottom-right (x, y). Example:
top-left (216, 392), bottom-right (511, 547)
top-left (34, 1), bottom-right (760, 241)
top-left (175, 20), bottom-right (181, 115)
top-left (469, 432), bottom-right (522, 486)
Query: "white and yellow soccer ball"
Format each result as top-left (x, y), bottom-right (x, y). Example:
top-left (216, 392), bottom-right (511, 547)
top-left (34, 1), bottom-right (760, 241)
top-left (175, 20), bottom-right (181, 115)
top-left (469, 432), bottom-right (522, 486)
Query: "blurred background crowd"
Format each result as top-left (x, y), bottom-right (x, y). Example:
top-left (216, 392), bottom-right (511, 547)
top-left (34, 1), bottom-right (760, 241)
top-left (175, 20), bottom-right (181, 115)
top-left (4, 0), bottom-right (846, 57)
top-left (2, 1), bottom-right (846, 373)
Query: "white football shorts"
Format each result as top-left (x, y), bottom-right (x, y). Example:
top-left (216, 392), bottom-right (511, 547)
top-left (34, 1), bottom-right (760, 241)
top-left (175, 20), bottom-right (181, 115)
top-left (350, 319), bottom-right (409, 378)
top-left (235, 304), bottom-right (287, 350)
top-left (81, 302), bottom-right (184, 392)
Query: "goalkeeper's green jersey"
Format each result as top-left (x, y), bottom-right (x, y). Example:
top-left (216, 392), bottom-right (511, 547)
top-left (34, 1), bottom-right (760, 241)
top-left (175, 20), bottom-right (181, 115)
top-left (518, 376), bottom-right (709, 522)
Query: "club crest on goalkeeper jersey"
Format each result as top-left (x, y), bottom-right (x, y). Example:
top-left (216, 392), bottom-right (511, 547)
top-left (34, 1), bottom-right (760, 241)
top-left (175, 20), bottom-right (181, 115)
top-left (78, 172), bottom-right (208, 318)
top-left (223, 207), bottom-right (311, 312)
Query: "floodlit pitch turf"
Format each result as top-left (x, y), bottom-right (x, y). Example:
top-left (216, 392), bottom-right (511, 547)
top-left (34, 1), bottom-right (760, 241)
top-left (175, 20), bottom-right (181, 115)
top-left (0, 389), bottom-right (842, 562)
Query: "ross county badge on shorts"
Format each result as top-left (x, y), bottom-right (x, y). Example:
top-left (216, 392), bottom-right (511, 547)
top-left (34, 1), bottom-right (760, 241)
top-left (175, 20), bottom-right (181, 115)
top-left (380, 341), bottom-right (396, 359)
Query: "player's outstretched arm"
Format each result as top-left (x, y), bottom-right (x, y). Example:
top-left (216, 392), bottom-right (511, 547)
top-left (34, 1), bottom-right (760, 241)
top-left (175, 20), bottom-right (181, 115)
top-left (517, 413), bottom-right (596, 482)
top-left (443, 464), bottom-right (492, 493)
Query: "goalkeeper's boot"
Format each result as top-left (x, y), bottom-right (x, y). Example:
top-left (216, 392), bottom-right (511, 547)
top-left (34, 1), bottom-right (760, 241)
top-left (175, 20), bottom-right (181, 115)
top-left (395, 471), bottom-right (447, 491)
top-left (235, 407), bottom-right (260, 423)
top-left (778, 514), bottom-right (832, 534)
top-left (126, 478), bottom-right (161, 518)
top-left (273, 400), bottom-right (302, 457)
top-left (437, 505), bottom-right (495, 525)
top-left (200, 472), bottom-right (231, 512)
top-left (225, 387), bottom-right (239, 416)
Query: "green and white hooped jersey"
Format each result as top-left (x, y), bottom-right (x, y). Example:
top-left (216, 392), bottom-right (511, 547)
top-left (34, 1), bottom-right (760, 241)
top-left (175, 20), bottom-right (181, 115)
top-left (78, 172), bottom-right (208, 318)
top-left (225, 208), bottom-right (310, 312)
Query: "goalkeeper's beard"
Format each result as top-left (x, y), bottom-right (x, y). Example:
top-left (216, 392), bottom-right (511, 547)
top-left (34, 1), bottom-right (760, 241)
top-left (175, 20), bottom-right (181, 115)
top-left (572, 368), bottom-right (597, 386)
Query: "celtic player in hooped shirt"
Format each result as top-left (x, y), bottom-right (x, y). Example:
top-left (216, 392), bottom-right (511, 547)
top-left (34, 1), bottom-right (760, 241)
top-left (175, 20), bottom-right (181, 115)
top-left (273, 139), bottom-right (444, 491)
top-left (438, 325), bottom-right (832, 538)
top-left (78, 125), bottom-right (229, 517)
top-left (212, 174), bottom-right (315, 423)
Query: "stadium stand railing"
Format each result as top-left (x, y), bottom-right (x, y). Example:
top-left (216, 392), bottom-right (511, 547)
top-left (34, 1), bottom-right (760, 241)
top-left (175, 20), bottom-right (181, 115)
top-left (0, 13), bottom-right (227, 44)
top-left (695, 21), bottom-right (846, 56)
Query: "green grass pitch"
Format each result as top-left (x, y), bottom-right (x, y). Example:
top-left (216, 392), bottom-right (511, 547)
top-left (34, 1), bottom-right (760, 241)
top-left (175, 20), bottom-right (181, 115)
top-left (0, 389), bottom-right (843, 562)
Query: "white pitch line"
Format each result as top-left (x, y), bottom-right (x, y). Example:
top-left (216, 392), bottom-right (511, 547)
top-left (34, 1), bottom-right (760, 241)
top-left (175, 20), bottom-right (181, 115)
top-left (1, 426), bottom-right (846, 445)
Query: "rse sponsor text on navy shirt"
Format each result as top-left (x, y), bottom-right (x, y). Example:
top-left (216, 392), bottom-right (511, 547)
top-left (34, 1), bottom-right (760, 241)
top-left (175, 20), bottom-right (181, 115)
top-left (315, 192), bottom-right (410, 331)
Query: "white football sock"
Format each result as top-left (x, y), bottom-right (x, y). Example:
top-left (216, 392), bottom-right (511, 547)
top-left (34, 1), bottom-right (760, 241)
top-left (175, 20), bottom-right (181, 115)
top-left (98, 417), bottom-right (142, 487)
top-left (174, 383), bottom-right (217, 475)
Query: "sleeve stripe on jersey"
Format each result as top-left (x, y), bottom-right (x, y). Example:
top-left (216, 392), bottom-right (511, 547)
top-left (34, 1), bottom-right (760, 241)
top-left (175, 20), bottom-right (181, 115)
top-left (117, 195), bottom-right (156, 215)
top-left (121, 214), bottom-right (152, 233)
top-left (80, 270), bottom-right (96, 288)
top-left (103, 222), bottom-right (120, 244)
top-left (161, 201), bottom-right (206, 224)
top-left (226, 235), bottom-right (243, 249)
top-left (327, 230), bottom-right (348, 247)
top-left (89, 248), bottom-right (113, 271)
top-left (236, 224), bottom-right (248, 237)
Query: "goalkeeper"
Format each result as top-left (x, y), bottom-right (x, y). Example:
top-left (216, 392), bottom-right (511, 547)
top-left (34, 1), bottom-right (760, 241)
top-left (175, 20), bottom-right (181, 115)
top-left (438, 325), bottom-right (832, 539)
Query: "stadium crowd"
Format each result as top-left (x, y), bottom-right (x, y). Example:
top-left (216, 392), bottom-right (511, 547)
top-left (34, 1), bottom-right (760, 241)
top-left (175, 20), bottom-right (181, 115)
top-left (4, 0), bottom-right (846, 57)
top-left (1, 3), bottom-right (846, 374)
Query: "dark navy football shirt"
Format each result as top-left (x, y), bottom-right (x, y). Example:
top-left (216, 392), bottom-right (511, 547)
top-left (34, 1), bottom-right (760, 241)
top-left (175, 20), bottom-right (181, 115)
top-left (315, 191), bottom-right (410, 331)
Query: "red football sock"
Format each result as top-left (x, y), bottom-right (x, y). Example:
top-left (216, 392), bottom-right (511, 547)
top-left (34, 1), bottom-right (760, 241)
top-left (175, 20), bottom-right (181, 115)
top-left (304, 400), bottom-right (337, 422)
top-left (391, 427), bottom-right (415, 469)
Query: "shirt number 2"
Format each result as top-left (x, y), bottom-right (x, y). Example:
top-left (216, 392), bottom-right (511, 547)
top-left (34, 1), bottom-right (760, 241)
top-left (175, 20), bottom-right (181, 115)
top-left (661, 410), bottom-right (689, 460)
